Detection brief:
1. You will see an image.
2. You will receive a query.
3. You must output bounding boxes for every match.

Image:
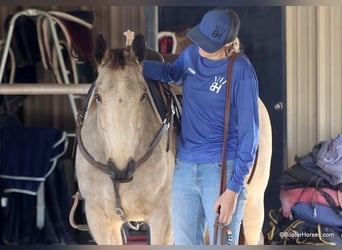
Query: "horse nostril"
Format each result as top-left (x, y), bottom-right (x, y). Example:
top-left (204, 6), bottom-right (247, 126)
top-left (126, 158), bottom-right (136, 177)
top-left (107, 159), bottom-right (114, 166)
top-left (107, 159), bottom-right (116, 179)
top-left (128, 158), bottom-right (136, 167)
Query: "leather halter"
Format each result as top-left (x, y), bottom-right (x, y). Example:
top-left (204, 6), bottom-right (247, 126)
top-left (75, 82), bottom-right (172, 183)
top-left (75, 80), bottom-right (175, 235)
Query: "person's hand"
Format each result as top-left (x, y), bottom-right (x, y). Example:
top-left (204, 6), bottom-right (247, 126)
top-left (214, 189), bottom-right (238, 224)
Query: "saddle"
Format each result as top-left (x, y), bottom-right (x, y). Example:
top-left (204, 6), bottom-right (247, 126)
top-left (144, 48), bottom-right (182, 138)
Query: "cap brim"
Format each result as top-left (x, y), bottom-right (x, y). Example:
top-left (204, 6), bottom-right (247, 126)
top-left (187, 25), bottom-right (224, 53)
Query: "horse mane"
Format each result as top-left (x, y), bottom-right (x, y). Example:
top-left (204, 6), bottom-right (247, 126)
top-left (100, 48), bottom-right (139, 70)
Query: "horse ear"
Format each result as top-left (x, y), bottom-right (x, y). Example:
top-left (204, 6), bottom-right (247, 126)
top-left (95, 34), bottom-right (107, 64)
top-left (131, 34), bottom-right (146, 63)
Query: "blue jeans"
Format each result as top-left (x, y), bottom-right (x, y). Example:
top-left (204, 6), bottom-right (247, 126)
top-left (171, 158), bottom-right (247, 245)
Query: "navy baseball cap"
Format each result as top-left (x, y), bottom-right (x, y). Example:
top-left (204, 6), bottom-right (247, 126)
top-left (187, 8), bottom-right (240, 53)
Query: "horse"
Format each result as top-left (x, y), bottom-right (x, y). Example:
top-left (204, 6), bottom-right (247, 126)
top-left (73, 34), bottom-right (272, 245)
top-left (74, 34), bottom-right (175, 244)
top-left (242, 99), bottom-right (272, 245)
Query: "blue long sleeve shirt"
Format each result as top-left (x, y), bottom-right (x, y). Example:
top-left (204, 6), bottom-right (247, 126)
top-left (143, 44), bottom-right (259, 193)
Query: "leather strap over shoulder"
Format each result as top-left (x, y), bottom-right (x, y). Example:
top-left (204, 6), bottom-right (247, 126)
top-left (214, 52), bottom-right (242, 245)
top-left (220, 52), bottom-right (242, 195)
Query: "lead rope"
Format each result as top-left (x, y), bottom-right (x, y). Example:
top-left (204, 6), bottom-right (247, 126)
top-left (213, 52), bottom-right (241, 245)
top-left (112, 182), bottom-right (143, 231)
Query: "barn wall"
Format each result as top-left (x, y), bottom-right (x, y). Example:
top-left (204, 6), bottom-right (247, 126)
top-left (286, 6), bottom-right (342, 166)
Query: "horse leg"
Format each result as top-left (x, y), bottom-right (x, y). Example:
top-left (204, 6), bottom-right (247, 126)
top-left (148, 208), bottom-right (173, 245)
top-left (241, 194), bottom-right (265, 245)
top-left (85, 203), bottom-right (123, 245)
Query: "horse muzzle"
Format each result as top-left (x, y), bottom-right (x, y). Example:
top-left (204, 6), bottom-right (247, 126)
top-left (106, 158), bottom-right (137, 183)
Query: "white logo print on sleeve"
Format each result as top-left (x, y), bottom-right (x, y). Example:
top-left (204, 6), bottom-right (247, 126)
top-left (209, 76), bottom-right (227, 94)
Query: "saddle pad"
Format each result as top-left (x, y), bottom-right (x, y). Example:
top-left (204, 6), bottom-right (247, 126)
top-left (280, 187), bottom-right (342, 218)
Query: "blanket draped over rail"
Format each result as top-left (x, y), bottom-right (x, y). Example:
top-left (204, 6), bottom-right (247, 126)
top-left (0, 127), bottom-right (68, 230)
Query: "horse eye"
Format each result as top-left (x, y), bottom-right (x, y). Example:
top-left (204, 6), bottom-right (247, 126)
top-left (140, 93), bottom-right (148, 102)
top-left (95, 93), bottom-right (102, 104)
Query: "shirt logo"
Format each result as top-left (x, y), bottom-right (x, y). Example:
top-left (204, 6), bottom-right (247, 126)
top-left (209, 76), bottom-right (227, 94)
top-left (188, 67), bottom-right (196, 75)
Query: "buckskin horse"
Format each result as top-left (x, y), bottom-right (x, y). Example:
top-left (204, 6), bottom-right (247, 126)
top-left (73, 34), bottom-right (272, 245)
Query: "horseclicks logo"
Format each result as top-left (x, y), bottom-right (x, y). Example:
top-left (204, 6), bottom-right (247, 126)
top-left (211, 25), bottom-right (227, 41)
top-left (210, 76), bottom-right (227, 94)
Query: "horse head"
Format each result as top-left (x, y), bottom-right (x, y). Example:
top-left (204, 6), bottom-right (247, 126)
top-left (84, 34), bottom-right (159, 182)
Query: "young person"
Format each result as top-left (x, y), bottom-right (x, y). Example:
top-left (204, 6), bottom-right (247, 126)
top-left (143, 7), bottom-right (259, 245)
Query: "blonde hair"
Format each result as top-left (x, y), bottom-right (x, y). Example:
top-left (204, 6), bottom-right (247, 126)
top-left (225, 38), bottom-right (241, 57)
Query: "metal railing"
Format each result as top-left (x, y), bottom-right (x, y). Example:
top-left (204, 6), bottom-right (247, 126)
top-left (0, 83), bottom-right (91, 95)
